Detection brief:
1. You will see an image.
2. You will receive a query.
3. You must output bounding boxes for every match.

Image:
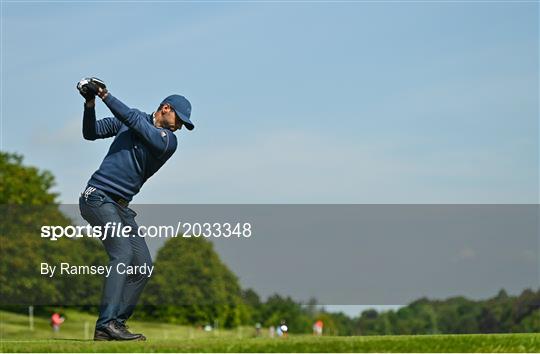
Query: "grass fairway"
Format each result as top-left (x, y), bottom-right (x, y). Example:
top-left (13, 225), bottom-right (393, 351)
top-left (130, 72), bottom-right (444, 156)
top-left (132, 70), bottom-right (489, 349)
top-left (2, 334), bottom-right (540, 353)
top-left (1, 310), bottom-right (539, 352)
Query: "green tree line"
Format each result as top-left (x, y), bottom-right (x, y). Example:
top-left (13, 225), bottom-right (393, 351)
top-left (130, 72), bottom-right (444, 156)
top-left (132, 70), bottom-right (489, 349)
top-left (1, 152), bottom-right (538, 334)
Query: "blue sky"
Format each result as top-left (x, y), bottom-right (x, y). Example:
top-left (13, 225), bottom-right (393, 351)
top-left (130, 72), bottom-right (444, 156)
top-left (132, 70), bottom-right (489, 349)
top-left (2, 2), bottom-right (538, 204)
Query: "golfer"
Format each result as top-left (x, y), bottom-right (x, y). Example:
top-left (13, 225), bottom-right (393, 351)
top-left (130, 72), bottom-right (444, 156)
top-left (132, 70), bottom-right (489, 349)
top-left (77, 78), bottom-right (194, 341)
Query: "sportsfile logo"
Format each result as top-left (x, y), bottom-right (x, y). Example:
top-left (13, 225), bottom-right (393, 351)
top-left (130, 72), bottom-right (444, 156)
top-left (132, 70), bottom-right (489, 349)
top-left (41, 222), bottom-right (132, 241)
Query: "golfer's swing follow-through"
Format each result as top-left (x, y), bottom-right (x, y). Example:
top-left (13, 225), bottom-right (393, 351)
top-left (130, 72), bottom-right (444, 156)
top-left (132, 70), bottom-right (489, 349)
top-left (76, 77), bottom-right (194, 341)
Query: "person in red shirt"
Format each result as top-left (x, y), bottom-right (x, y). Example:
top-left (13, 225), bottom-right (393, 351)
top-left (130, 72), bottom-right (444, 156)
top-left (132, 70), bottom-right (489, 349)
top-left (50, 312), bottom-right (65, 333)
top-left (313, 320), bottom-right (323, 336)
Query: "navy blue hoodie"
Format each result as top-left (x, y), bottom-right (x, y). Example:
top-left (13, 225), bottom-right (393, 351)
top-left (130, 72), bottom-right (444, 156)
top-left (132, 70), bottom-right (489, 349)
top-left (83, 94), bottom-right (177, 201)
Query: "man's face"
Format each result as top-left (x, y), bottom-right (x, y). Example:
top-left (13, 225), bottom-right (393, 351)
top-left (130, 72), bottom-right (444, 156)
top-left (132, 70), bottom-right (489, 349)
top-left (161, 104), bottom-right (183, 132)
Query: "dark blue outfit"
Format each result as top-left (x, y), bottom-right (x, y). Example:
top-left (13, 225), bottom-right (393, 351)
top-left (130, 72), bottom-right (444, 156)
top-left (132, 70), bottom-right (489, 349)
top-left (79, 94), bottom-right (177, 329)
top-left (84, 94), bottom-right (177, 201)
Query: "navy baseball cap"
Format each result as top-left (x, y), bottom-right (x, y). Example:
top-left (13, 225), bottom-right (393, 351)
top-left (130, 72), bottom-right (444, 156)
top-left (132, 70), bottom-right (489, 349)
top-left (161, 95), bottom-right (194, 130)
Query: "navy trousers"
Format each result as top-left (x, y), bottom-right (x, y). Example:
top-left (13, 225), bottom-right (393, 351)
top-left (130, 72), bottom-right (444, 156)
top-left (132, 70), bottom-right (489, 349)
top-left (79, 186), bottom-right (152, 329)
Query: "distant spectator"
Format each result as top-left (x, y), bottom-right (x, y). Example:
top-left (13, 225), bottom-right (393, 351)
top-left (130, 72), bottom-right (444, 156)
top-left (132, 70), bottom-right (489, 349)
top-left (269, 325), bottom-right (275, 338)
top-left (279, 319), bottom-right (288, 338)
top-left (276, 325), bottom-right (283, 337)
top-left (50, 312), bottom-right (65, 333)
top-left (313, 320), bottom-right (323, 336)
top-left (255, 322), bottom-right (262, 337)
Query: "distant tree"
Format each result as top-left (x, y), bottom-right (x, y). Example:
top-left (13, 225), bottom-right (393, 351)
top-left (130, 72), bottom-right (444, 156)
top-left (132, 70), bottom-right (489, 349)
top-left (140, 237), bottom-right (249, 327)
top-left (433, 296), bottom-right (479, 333)
top-left (259, 294), bottom-right (311, 333)
top-left (408, 298), bottom-right (439, 334)
top-left (304, 297), bottom-right (319, 318)
top-left (242, 288), bottom-right (263, 324)
top-left (517, 309), bottom-right (540, 332)
top-left (0, 152), bottom-right (58, 205)
top-left (478, 306), bottom-right (501, 333)
top-left (513, 289), bottom-right (540, 324)
top-left (0, 152), bottom-right (106, 308)
top-left (356, 308), bottom-right (380, 335)
top-left (478, 289), bottom-right (514, 333)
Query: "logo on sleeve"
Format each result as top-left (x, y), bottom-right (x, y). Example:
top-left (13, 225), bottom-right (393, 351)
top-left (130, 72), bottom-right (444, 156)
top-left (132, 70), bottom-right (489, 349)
top-left (161, 131), bottom-right (167, 138)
